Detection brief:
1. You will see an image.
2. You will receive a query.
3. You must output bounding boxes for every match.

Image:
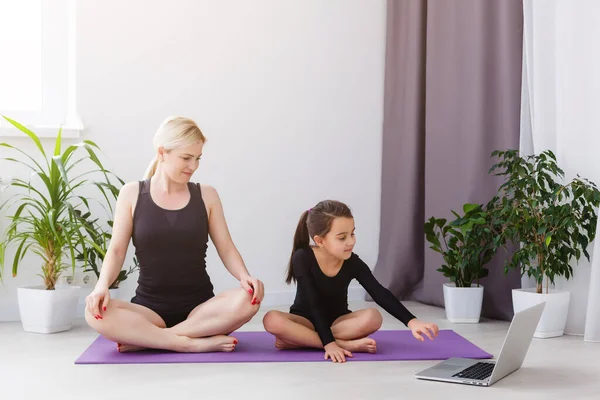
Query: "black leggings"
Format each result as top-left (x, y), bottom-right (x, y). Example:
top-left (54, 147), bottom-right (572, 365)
top-left (290, 308), bottom-right (351, 329)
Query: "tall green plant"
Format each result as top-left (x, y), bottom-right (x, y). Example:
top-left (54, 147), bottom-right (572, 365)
top-left (0, 116), bottom-right (120, 289)
top-left (489, 149), bottom-right (600, 294)
top-left (75, 213), bottom-right (139, 289)
top-left (70, 169), bottom-right (138, 289)
top-left (425, 200), bottom-right (503, 287)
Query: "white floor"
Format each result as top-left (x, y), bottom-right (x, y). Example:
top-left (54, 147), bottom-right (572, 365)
top-left (1, 301), bottom-right (599, 400)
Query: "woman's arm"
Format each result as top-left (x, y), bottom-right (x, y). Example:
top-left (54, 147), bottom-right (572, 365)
top-left (96, 182), bottom-right (136, 289)
top-left (204, 185), bottom-right (264, 303)
top-left (87, 182), bottom-right (136, 317)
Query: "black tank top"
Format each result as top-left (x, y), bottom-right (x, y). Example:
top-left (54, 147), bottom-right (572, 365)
top-left (131, 179), bottom-right (214, 311)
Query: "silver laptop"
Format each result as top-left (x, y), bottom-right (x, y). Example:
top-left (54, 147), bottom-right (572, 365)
top-left (415, 302), bottom-right (545, 387)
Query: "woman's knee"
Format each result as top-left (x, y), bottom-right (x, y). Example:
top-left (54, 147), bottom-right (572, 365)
top-left (84, 308), bottom-right (111, 335)
top-left (229, 287), bottom-right (260, 320)
top-left (84, 309), bottom-right (100, 330)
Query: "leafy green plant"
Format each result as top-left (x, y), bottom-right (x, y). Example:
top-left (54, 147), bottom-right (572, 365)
top-left (0, 116), bottom-right (120, 289)
top-left (71, 171), bottom-right (138, 289)
top-left (75, 213), bottom-right (138, 289)
top-left (425, 200), bottom-right (504, 287)
top-left (490, 149), bottom-right (600, 294)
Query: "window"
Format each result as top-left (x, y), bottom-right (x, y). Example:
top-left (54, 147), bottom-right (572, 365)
top-left (0, 0), bottom-right (81, 138)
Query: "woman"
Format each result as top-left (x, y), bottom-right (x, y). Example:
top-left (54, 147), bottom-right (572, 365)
top-left (85, 116), bottom-right (264, 353)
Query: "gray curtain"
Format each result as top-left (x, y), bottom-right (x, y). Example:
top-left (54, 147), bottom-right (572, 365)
top-left (372, 0), bottom-right (523, 321)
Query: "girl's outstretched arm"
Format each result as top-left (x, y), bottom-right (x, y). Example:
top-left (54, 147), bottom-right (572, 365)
top-left (353, 254), bottom-right (439, 341)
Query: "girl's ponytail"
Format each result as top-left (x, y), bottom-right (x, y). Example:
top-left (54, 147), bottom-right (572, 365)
top-left (286, 210), bottom-right (310, 284)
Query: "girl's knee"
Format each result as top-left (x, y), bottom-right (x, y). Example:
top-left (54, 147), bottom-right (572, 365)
top-left (364, 308), bottom-right (383, 330)
top-left (262, 310), bottom-right (284, 334)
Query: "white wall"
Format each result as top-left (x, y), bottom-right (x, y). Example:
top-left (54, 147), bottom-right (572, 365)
top-left (0, 0), bottom-right (386, 320)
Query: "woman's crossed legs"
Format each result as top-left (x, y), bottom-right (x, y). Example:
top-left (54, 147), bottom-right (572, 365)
top-left (85, 288), bottom-right (260, 353)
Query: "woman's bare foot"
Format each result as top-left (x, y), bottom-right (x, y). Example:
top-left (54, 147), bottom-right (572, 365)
top-left (337, 337), bottom-right (377, 353)
top-left (117, 343), bottom-right (147, 353)
top-left (274, 337), bottom-right (301, 350)
top-left (117, 335), bottom-right (237, 353)
top-left (183, 334), bottom-right (238, 353)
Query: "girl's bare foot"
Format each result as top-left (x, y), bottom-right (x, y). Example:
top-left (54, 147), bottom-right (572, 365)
top-left (117, 343), bottom-right (147, 353)
top-left (337, 337), bottom-right (377, 353)
top-left (274, 337), bottom-right (301, 350)
top-left (184, 334), bottom-right (238, 353)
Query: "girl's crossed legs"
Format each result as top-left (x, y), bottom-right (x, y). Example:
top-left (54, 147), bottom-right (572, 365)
top-left (262, 308), bottom-right (383, 353)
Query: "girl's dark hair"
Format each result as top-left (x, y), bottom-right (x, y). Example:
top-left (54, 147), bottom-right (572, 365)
top-left (286, 200), bottom-right (353, 284)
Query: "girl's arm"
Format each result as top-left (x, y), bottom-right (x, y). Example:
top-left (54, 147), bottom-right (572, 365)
top-left (353, 254), bottom-right (417, 325)
top-left (292, 250), bottom-right (336, 346)
top-left (353, 253), bottom-right (438, 340)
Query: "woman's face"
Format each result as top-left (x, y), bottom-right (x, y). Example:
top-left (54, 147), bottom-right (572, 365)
top-left (160, 140), bottom-right (204, 183)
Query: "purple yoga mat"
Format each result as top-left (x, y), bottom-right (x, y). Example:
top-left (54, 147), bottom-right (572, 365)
top-left (75, 330), bottom-right (492, 364)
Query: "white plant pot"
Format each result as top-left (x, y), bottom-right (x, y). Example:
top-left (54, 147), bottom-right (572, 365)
top-left (512, 288), bottom-right (570, 338)
top-left (109, 287), bottom-right (120, 300)
top-left (442, 283), bottom-right (484, 323)
top-left (17, 285), bottom-right (81, 334)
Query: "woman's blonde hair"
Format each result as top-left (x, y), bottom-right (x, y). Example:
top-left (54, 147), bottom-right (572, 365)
top-left (144, 116), bottom-right (207, 179)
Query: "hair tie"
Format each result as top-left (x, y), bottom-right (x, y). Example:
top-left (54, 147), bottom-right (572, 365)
top-left (308, 208), bottom-right (312, 213)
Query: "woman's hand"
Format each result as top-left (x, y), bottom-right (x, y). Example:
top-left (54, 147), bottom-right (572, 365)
top-left (324, 342), bottom-right (353, 363)
top-left (239, 275), bottom-right (264, 305)
top-left (85, 285), bottom-right (111, 320)
top-left (408, 319), bottom-right (439, 342)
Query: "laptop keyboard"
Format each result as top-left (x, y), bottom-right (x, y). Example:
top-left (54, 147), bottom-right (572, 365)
top-left (452, 362), bottom-right (495, 381)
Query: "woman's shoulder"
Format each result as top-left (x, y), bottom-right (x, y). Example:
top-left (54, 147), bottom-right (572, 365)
top-left (116, 181), bottom-right (142, 211)
top-left (194, 183), bottom-right (218, 199)
top-left (119, 181), bottom-right (141, 199)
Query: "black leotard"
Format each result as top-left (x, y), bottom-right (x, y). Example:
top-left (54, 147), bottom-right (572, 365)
top-left (289, 247), bottom-right (416, 345)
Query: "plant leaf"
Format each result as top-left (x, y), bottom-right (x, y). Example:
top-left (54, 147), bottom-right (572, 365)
top-left (2, 116), bottom-right (48, 167)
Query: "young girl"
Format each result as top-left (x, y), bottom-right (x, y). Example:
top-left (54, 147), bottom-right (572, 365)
top-left (263, 200), bottom-right (439, 363)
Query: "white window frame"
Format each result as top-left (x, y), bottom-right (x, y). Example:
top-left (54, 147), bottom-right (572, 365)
top-left (0, 0), bottom-right (81, 138)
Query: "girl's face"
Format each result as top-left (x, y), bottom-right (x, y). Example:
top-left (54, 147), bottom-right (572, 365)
top-left (315, 217), bottom-right (356, 260)
top-left (159, 141), bottom-right (203, 184)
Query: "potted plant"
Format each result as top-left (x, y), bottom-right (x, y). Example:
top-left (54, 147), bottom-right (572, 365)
top-left (425, 200), bottom-right (503, 323)
top-left (0, 116), bottom-right (118, 333)
top-left (490, 149), bottom-right (600, 338)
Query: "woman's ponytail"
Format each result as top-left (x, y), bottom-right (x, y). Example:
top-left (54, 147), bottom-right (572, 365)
top-left (144, 155), bottom-right (159, 179)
